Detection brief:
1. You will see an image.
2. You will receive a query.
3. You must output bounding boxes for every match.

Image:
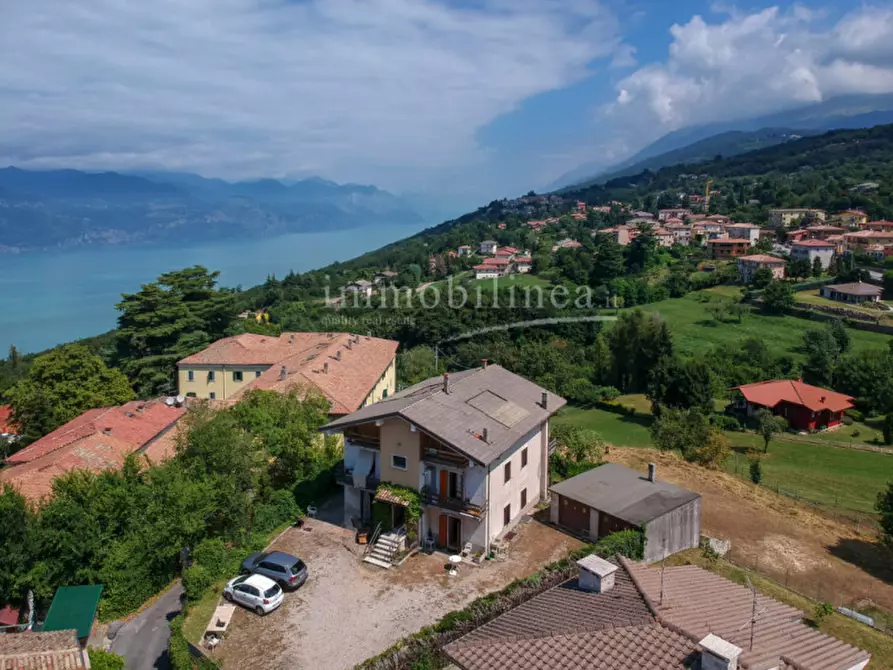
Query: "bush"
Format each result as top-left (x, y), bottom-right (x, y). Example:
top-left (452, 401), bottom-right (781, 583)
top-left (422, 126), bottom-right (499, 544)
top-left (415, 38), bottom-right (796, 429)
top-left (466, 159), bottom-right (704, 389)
top-left (88, 648), bottom-right (126, 670)
top-left (252, 489), bottom-right (301, 534)
top-left (749, 458), bottom-right (763, 485)
top-left (182, 564), bottom-right (213, 603)
top-left (841, 415), bottom-right (854, 426)
top-left (710, 414), bottom-right (742, 431)
top-left (846, 409), bottom-right (865, 422)
top-left (884, 414), bottom-right (893, 446)
top-left (592, 529), bottom-right (645, 560)
top-left (192, 538), bottom-right (229, 578)
top-left (813, 602), bottom-right (835, 626)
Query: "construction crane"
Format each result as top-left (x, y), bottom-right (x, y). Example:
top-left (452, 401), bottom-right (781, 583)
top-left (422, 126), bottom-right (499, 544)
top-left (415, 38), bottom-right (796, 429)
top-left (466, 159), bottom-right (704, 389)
top-left (704, 179), bottom-right (713, 214)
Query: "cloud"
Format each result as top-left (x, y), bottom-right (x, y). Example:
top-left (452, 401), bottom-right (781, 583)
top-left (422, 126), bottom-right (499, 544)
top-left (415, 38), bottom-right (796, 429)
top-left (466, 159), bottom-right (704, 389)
top-left (612, 4), bottom-right (893, 130)
top-left (0, 0), bottom-right (624, 190)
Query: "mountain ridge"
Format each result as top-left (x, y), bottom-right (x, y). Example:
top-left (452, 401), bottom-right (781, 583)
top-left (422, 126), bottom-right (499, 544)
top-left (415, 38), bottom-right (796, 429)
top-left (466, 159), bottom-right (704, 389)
top-left (0, 168), bottom-right (423, 252)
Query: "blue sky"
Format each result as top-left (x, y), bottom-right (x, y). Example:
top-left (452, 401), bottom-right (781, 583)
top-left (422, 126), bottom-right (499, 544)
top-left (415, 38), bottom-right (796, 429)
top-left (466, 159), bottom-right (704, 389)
top-left (1, 0), bottom-right (892, 208)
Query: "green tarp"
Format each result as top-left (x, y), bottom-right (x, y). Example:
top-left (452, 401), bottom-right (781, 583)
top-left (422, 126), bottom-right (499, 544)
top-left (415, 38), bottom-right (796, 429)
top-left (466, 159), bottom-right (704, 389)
top-left (42, 584), bottom-right (103, 639)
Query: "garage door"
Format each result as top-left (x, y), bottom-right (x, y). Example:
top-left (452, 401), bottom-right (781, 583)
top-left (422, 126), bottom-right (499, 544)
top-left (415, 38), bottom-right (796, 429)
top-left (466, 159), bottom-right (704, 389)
top-left (558, 495), bottom-right (589, 533)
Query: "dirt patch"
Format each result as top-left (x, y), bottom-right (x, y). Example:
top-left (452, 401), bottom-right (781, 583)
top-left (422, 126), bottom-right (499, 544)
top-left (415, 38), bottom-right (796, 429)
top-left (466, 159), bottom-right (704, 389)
top-left (607, 447), bottom-right (893, 610)
top-left (212, 517), bottom-right (582, 670)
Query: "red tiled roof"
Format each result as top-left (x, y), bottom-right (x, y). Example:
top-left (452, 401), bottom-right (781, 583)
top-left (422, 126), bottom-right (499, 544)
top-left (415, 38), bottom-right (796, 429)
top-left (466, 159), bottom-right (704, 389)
top-left (514, 256), bottom-right (532, 263)
top-left (805, 225), bottom-right (845, 232)
top-left (867, 220), bottom-right (893, 228)
top-left (733, 379), bottom-right (853, 413)
top-left (0, 405), bottom-right (16, 435)
top-left (473, 264), bottom-right (499, 271)
top-left (845, 230), bottom-right (893, 239)
top-left (792, 238), bottom-right (836, 247)
top-left (480, 258), bottom-right (510, 266)
top-left (0, 605), bottom-right (19, 627)
top-left (626, 558), bottom-right (869, 670)
top-left (1, 400), bottom-right (185, 505)
top-left (0, 630), bottom-right (85, 669)
top-left (738, 254), bottom-right (785, 264)
top-left (228, 333), bottom-right (398, 416)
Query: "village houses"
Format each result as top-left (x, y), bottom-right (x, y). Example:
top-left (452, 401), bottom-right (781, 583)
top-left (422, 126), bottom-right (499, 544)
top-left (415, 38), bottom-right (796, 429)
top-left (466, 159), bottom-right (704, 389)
top-left (790, 238), bottom-right (836, 269)
top-left (737, 254), bottom-right (786, 283)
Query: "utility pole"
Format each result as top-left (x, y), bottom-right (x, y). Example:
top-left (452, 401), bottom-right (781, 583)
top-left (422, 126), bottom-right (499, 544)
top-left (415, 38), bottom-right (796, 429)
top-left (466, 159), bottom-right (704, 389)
top-left (434, 346), bottom-right (439, 374)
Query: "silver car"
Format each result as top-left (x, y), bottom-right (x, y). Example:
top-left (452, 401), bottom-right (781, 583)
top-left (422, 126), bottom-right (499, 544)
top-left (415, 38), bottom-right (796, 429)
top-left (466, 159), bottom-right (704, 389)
top-left (223, 573), bottom-right (283, 615)
top-left (240, 550), bottom-right (308, 590)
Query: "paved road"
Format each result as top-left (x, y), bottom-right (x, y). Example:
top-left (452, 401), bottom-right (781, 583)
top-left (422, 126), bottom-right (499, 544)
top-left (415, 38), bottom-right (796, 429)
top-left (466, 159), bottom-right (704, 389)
top-left (111, 582), bottom-right (183, 670)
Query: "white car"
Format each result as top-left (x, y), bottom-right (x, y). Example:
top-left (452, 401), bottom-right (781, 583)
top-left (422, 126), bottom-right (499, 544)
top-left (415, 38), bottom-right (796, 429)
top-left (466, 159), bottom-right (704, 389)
top-left (223, 573), bottom-right (283, 615)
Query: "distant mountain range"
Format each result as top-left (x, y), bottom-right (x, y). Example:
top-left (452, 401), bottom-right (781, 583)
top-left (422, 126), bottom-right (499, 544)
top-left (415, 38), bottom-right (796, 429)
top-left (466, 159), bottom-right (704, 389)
top-left (551, 93), bottom-right (893, 190)
top-left (0, 168), bottom-right (423, 252)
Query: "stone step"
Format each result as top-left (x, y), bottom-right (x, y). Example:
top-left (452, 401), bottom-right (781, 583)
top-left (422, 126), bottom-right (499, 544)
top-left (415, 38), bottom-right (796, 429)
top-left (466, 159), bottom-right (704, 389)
top-left (363, 555), bottom-right (392, 569)
top-left (369, 547), bottom-right (394, 561)
top-left (375, 539), bottom-right (400, 550)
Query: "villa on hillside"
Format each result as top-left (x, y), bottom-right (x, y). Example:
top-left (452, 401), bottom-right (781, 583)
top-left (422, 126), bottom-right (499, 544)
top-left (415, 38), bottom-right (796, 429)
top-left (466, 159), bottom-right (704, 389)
top-left (1, 399), bottom-right (186, 505)
top-left (706, 236), bottom-right (751, 259)
top-left (830, 209), bottom-right (868, 228)
top-left (177, 332), bottom-right (398, 410)
top-left (737, 254), bottom-right (785, 283)
top-left (820, 282), bottom-right (884, 305)
top-left (768, 208), bottom-right (826, 228)
top-left (791, 238), bottom-right (836, 269)
top-left (730, 379), bottom-right (854, 432)
top-left (724, 222), bottom-right (760, 246)
top-left (323, 365), bottom-right (566, 559)
top-left (478, 240), bottom-right (498, 255)
top-left (473, 257), bottom-right (511, 279)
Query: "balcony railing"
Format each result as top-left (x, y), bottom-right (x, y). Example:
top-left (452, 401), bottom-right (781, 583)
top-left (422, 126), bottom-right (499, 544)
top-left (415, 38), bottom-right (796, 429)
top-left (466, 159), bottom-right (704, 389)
top-left (335, 463), bottom-right (380, 491)
top-left (421, 488), bottom-right (487, 519)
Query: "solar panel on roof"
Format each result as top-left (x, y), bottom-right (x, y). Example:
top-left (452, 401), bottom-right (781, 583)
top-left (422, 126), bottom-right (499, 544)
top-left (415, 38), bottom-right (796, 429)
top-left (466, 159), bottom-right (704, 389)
top-left (466, 391), bottom-right (529, 427)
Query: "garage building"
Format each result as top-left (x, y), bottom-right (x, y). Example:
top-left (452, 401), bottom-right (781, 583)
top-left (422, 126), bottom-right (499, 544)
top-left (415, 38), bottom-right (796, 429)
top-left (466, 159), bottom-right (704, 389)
top-left (549, 462), bottom-right (701, 563)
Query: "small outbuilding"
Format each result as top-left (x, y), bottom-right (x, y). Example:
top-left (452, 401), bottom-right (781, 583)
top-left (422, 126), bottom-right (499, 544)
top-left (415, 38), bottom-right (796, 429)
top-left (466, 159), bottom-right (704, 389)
top-left (549, 463), bottom-right (700, 563)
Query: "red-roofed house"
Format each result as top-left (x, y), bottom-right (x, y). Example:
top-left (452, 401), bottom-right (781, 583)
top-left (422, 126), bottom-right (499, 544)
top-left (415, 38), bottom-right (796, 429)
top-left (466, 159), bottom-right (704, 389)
top-left (731, 380), bottom-right (854, 431)
top-left (0, 404), bottom-right (17, 440)
top-left (514, 256), bottom-right (532, 273)
top-left (1, 399), bottom-right (186, 505)
top-left (178, 332), bottom-right (398, 414)
top-left (791, 238), bottom-right (837, 269)
top-left (737, 255), bottom-right (786, 283)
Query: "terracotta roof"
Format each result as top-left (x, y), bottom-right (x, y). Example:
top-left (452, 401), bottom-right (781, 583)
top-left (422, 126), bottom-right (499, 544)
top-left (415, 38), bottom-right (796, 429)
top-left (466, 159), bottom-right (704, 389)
top-left (227, 333), bottom-right (398, 415)
top-left (0, 606), bottom-right (18, 627)
top-left (733, 379), bottom-right (854, 413)
top-left (473, 264), bottom-right (500, 271)
top-left (514, 256), bottom-right (532, 263)
top-left (792, 239), bottom-right (836, 247)
top-left (844, 230), bottom-right (893, 239)
top-left (823, 282), bottom-right (884, 297)
top-left (6, 400), bottom-right (184, 466)
top-left (480, 258), bottom-right (511, 267)
top-left (725, 222), bottom-right (759, 229)
top-left (866, 220), bottom-right (893, 228)
top-left (1, 400), bottom-right (185, 505)
top-left (738, 254), bottom-right (785, 264)
top-left (0, 405), bottom-right (16, 435)
top-left (0, 630), bottom-right (85, 669)
top-left (626, 559), bottom-right (870, 670)
top-left (805, 225), bottom-right (845, 232)
top-left (323, 365), bottom-right (565, 465)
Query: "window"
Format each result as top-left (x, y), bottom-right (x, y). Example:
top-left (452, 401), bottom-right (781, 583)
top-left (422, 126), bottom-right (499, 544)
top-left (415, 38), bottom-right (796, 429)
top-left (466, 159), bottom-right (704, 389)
top-left (233, 370), bottom-right (243, 382)
top-left (382, 389), bottom-right (388, 398)
top-left (208, 370), bottom-right (216, 382)
top-left (209, 392), bottom-right (216, 400)
top-left (504, 461), bottom-right (511, 484)
top-left (186, 392), bottom-right (197, 398)
top-left (521, 488), bottom-right (527, 509)
top-left (503, 503), bottom-right (511, 527)
top-left (521, 447), bottom-right (528, 469)
top-left (256, 370), bottom-right (262, 378)
top-left (187, 370), bottom-right (194, 382)
top-left (391, 454), bottom-right (408, 470)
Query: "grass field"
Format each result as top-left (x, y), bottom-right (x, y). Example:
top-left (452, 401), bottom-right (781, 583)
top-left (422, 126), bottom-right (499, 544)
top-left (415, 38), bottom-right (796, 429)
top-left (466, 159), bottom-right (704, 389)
top-left (613, 286), bottom-right (892, 359)
top-left (554, 404), bottom-right (892, 515)
top-left (469, 273), bottom-right (552, 292)
top-left (795, 289), bottom-right (893, 325)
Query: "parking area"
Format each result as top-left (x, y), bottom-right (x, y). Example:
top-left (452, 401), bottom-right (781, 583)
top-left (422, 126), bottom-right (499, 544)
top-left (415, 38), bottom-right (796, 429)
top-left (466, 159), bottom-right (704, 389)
top-left (212, 513), bottom-right (583, 669)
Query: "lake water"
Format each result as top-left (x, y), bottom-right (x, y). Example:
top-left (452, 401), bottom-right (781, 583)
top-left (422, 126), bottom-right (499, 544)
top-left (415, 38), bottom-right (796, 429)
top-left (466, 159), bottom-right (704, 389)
top-left (0, 223), bottom-right (425, 354)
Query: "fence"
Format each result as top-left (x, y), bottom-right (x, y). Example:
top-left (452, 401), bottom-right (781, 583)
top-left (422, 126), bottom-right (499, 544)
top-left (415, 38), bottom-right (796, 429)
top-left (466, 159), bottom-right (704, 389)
top-left (720, 546), bottom-right (893, 636)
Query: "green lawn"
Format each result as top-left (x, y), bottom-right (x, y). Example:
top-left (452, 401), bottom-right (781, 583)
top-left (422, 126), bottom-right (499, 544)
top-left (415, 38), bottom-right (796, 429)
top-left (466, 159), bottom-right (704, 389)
top-left (795, 289), bottom-right (893, 325)
top-left (614, 287), bottom-right (892, 359)
top-left (470, 273), bottom-right (553, 292)
top-left (554, 405), bottom-right (892, 515)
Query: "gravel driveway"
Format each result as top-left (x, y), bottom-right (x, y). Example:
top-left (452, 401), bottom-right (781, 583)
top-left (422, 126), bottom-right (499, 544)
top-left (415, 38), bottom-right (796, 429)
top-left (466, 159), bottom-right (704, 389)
top-left (213, 515), bottom-right (581, 669)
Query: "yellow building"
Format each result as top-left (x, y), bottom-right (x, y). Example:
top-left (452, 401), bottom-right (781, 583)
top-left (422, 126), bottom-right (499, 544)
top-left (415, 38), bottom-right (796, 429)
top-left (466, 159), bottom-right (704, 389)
top-left (177, 332), bottom-right (398, 415)
top-left (767, 208), bottom-right (826, 228)
top-left (829, 210), bottom-right (868, 228)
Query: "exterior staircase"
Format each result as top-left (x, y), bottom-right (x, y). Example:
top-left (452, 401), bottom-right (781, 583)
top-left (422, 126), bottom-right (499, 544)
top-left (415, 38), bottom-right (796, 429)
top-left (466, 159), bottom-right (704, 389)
top-left (363, 529), bottom-right (404, 569)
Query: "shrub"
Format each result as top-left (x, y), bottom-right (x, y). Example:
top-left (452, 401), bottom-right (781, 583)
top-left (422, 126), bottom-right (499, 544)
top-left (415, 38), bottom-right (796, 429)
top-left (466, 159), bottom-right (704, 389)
top-left (182, 564), bottom-right (213, 603)
top-left (192, 538), bottom-right (229, 577)
top-left (710, 414), bottom-right (742, 431)
top-left (841, 415), bottom-right (854, 426)
top-left (252, 489), bottom-right (301, 534)
top-left (846, 409), bottom-right (864, 422)
top-left (813, 602), bottom-right (834, 626)
top-left (749, 458), bottom-right (763, 485)
top-left (88, 648), bottom-right (126, 670)
top-left (592, 529), bottom-right (645, 560)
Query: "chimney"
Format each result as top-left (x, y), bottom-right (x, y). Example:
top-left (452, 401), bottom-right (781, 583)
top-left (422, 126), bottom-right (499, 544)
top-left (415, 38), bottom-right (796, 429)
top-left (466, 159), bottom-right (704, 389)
top-left (443, 372), bottom-right (450, 394)
top-left (337, 350), bottom-right (342, 361)
top-left (576, 554), bottom-right (617, 594)
top-left (280, 365), bottom-right (287, 381)
top-left (324, 361), bottom-right (329, 374)
top-left (648, 463), bottom-right (656, 483)
top-left (541, 391), bottom-right (548, 410)
top-left (699, 634), bottom-right (742, 670)
top-left (482, 427), bottom-right (488, 443)
top-left (103, 427), bottom-right (113, 436)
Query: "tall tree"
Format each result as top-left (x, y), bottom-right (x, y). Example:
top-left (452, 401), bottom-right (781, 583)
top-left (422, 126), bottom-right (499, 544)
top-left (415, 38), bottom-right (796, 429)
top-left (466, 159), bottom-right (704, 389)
top-left (755, 407), bottom-right (784, 453)
top-left (4, 344), bottom-right (134, 442)
top-left (878, 481), bottom-right (893, 546)
top-left (0, 485), bottom-right (33, 603)
top-left (801, 327), bottom-right (840, 388)
top-left (762, 280), bottom-right (794, 314)
top-left (115, 267), bottom-right (237, 396)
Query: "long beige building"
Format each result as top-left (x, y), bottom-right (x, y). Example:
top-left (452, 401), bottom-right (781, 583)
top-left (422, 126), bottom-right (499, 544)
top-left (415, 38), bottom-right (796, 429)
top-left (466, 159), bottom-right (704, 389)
top-left (177, 332), bottom-right (398, 415)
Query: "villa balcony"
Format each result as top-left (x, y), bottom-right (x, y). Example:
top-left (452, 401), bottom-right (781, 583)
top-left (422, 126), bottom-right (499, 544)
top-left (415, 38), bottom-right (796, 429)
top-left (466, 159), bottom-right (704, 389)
top-left (335, 462), bottom-right (379, 491)
top-left (421, 488), bottom-right (487, 520)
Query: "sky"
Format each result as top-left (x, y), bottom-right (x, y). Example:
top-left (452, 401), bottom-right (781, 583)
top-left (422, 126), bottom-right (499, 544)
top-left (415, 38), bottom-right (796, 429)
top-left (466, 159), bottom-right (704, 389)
top-left (2, 0), bottom-right (893, 207)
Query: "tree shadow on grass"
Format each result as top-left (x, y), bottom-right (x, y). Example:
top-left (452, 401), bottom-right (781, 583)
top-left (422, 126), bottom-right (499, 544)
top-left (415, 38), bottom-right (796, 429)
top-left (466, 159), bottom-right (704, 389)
top-left (827, 537), bottom-right (893, 586)
top-left (695, 319), bottom-right (720, 328)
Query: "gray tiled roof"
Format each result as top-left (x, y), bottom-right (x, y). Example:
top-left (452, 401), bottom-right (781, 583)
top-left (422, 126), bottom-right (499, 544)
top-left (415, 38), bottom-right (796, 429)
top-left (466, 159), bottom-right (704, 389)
top-left (322, 365), bottom-right (565, 464)
top-left (549, 463), bottom-right (700, 524)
